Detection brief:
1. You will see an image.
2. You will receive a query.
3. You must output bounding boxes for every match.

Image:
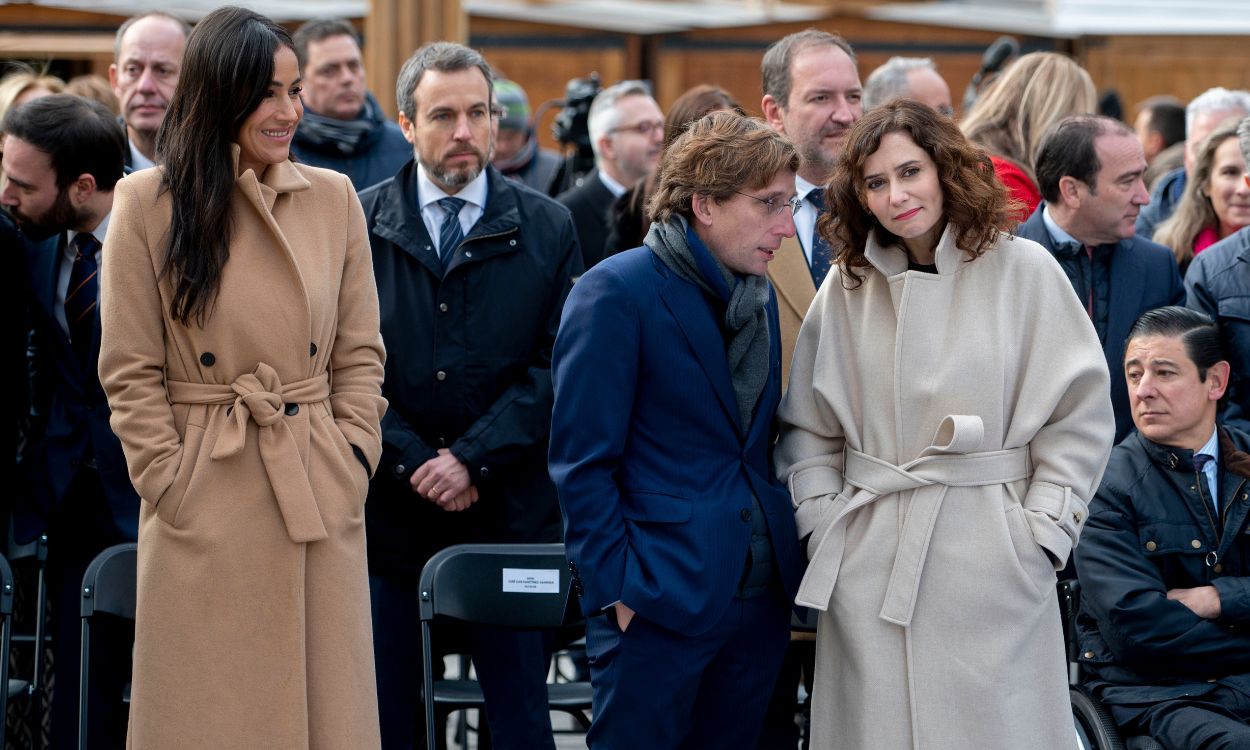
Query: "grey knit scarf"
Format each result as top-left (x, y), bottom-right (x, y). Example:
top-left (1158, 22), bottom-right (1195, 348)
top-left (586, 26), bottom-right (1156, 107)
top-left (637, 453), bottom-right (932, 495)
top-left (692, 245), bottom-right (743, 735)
top-left (646, 215), bottom-right (770, 434)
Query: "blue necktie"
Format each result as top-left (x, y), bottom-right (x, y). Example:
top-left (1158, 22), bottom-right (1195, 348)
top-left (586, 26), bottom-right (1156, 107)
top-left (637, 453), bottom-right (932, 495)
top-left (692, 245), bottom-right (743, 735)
top-left (805, 189), bottom-right (833, 289)
top-left (1193, 453), bottom-right (1218, 515)
top-left (437, 197), bottom-right (466, 269)
top-left (65, 233), bottom-right (100, 366)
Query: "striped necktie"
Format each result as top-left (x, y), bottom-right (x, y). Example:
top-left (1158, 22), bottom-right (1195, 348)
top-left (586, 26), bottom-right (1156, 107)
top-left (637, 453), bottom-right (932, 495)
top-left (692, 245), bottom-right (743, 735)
top-left (437, 197), bottom-right (466, 269)
top-left (805, 189), bottom-right (833, 289)
top-left (65, 232), bottom-right (100, 365)
top-left (1193, 453), bottom-right (1218, 515)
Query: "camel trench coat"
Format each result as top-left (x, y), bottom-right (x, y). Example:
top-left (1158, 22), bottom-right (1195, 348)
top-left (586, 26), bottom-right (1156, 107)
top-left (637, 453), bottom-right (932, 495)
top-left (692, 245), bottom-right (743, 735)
top-left (776, 226), bottom-right (1114, 749)
top-left (99, 156), bottom-right (387, 749)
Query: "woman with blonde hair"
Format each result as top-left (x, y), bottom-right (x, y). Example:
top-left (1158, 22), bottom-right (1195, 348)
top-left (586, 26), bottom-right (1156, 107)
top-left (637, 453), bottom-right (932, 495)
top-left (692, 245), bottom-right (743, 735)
top-left (0, 64), bottom-right (65, 118)
top-left (777, 99), bottom-right (1113, 749)
top-left (1153, 116), bottom-right (1250, 273)
top-left (961, 51), bottom-right (1097, 218)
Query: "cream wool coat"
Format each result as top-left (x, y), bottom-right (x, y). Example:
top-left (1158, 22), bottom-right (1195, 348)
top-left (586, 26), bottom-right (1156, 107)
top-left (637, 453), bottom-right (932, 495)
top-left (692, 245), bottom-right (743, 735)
top-left (98, 157), bottom-right (386, 749)
top-left (776, 226), bottom-right (1114, 749)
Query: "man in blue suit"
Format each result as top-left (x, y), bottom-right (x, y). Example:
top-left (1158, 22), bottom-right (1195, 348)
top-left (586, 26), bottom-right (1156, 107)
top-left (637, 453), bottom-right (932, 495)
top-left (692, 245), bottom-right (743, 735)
top-left (2, 95), bottom-right (137, 749)
top-left (549, 112), bottom-right (804, 749)
top-left (1016, 115), bottom-right (1185, 443)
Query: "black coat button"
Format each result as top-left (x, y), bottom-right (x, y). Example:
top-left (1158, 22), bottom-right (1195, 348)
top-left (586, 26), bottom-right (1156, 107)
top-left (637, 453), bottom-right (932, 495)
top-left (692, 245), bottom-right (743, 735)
top-left (200, 352), bottom-right (215, 367)
top-left (740, 508), bottom-right (752, 522)
top-left (284, 403), bottom-right (299, 416)
top-left (309, 342), bottom-right (317, 357)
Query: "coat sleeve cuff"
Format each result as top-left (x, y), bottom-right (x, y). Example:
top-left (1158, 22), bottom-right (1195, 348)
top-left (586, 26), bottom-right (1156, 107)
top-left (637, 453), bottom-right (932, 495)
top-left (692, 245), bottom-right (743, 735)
top-left (1213, 577), bottom-right (1250, 624)
top-left (1023, 481), bottom-right (1086, 570)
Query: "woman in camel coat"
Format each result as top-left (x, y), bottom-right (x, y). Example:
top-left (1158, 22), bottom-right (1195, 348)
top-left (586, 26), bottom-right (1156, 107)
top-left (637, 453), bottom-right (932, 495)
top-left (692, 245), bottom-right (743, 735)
top-left (776, 100), bottom-right (1115, 748)
top-left (97, 8), bottom-right (385, 747)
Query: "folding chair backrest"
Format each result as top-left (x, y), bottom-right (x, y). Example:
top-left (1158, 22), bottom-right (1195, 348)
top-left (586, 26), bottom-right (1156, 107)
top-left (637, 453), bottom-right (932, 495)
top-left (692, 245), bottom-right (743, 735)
top-left (418, 543), bottom-right (577, 629)
top-left (0, 554), bottom-right (13, 619)
top-left (80, 544), bottom-right (137, 620)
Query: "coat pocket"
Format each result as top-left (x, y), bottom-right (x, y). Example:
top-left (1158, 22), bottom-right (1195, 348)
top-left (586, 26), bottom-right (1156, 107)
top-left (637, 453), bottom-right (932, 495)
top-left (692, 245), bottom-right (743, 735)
top-left (153, 423), bottom-right (205, 528)
top-left (620, 490), bottom-right (692, 523)
top-left (1003, 503), bottom-right (1055, 601)
top-left (322, 412), bottom-right (369, 503)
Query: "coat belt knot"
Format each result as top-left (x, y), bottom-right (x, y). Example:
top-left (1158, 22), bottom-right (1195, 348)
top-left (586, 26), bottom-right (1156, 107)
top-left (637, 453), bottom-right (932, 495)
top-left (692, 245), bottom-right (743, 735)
top-left (166, 363), bottom-right (332, 543)
top-left (796, 415), bottom-right (1031, 626)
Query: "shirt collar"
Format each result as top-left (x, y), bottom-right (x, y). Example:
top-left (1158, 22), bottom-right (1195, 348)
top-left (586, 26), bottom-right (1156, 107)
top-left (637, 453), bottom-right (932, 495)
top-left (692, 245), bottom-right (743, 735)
top-left (1198, 427), bottom-right (1220, 463)
top-left (795, 173), bottom-right (822, 202)
top-left (68, 211), bottom-right (111, 249)
top-left (416, 163), bottom-right (488, 212)
top-left (128, 140), bottom-right (155, 171)
top-left (1041, 203), bottom-right (1081, 247)
top-left (597, 170), bottom-right (628, 198)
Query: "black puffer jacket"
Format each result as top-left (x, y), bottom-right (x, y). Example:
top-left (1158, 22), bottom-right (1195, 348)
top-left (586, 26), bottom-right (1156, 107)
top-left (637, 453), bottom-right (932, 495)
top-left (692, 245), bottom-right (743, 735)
top-left (1187, 227), bottom-right (1250, 434)
top-left (359, 162), bottom-right (583, 579)
top-left (1075, 427), bottom-right (1250, 706)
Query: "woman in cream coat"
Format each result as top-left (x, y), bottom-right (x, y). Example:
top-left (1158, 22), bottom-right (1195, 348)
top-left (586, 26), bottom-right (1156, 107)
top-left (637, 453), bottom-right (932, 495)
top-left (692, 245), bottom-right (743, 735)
top-left (776, 100), bottom-right (1114, 748)
top-left (98, 8), bottom-right (385, 747)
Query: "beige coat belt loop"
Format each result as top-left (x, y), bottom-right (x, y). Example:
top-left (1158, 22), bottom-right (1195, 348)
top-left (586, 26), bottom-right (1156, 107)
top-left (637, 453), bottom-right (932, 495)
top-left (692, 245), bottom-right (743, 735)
top-left (796, 416), bottom-right (1031, 622)
top-left (167, 362), bottom-right (332, 543)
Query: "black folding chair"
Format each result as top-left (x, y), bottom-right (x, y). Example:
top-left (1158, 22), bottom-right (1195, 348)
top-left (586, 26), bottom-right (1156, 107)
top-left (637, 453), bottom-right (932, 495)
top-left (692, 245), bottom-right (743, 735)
top-left (4, 531), bottom-right (48, 744)
top-left (78, 543), bottom-right (136, 750)
top-left (418, 543), bottom-right (591, 750)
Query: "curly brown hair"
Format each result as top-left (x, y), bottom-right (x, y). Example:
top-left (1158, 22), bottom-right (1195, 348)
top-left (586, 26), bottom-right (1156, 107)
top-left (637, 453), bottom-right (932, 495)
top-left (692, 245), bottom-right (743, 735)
top-left (821, 99), bottom-right (1015, 288)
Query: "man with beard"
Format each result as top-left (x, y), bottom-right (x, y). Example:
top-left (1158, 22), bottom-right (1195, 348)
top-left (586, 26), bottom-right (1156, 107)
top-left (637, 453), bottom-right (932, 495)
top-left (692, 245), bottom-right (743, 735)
top-left (108, 11), bottom-right (188, 170)
top-left (359, 42), bottom-right (581, 750)
top-left (1, 94), bottom-right (137, 750)
top-left (760, 28), bottom-right (863, 384)
top-left (558, 80), bottom-right (663, 269)
top-left (290, 18), bottom-right (412, 191)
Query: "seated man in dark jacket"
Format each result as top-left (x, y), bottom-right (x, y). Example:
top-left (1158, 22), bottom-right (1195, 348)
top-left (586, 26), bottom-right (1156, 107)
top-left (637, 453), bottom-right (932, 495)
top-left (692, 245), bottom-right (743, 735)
top-left (1076, 306), bottom-right (1250, 750)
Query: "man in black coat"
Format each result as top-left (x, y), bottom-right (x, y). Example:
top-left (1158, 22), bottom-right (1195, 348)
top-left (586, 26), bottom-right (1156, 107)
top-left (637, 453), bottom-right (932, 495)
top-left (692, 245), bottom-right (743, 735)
top-left (360, 41), bottom-right (581, 750)
top-left (557, 79), bottom-right (662, 270)
top-left (1187, 115), bottom-right (1250, 435)
top-left (108, 12), bottom-right (188, 170)
top-left (2, 95), bottom-right (137, 750)
top-left (1016, 114), bottom-right (1184, 442)
top-left (1076, 306), bottom-right (1250, 749)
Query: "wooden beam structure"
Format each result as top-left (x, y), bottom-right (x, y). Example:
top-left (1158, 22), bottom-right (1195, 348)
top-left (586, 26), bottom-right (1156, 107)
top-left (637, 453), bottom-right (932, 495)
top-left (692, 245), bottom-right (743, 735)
top-left (365, 0), bottom-right (467, 120)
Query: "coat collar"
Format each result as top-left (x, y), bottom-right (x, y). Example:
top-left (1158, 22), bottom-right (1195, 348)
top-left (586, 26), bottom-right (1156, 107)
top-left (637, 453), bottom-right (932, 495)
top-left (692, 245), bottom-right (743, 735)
top-left (863, 221), bottom-right (963, 277)
top-left (1136, 427), bottom-right (1250, 479)
top-left (231, 144), bottom-right (311, 213)
top-left (368, 161), bottom-right (523, 277)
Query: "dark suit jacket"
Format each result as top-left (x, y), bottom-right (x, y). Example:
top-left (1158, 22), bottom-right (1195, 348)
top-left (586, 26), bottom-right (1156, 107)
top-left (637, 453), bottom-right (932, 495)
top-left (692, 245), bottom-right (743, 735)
top-left (549, 245), bottom-right (804, 637)
top-left (17, 231), bottom-right (138, 542)
top-left (557, 169), bottom-right (615, 270)
top-left (1017, 204), bottom-right (1185, 441)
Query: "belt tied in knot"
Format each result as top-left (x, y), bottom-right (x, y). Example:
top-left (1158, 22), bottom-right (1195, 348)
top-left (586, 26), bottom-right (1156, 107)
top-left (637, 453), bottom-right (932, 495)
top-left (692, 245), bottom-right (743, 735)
top-left (166, 362), bottom-right (331, 543)
top-left (796, 415), bottom-right (1030, 626)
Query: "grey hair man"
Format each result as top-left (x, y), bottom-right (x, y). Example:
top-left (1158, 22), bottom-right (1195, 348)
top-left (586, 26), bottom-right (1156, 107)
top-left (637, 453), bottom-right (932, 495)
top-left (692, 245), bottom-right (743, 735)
top-left (108, 11), bottom-right (190, 169)
top-left (359, 39), bottom-right (581, 750)
top-left (558, 79), bottom-right (664, 269)
top-left (862, 56), bottom-right (953, 116)
top-left (289, 17), bottom-right (411, 191)
top-left (1138, 87), bottom-right (1250, 238)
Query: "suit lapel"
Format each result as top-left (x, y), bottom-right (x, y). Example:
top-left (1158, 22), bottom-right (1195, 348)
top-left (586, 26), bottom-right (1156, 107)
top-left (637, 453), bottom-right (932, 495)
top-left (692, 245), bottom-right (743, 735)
top-left (658, 272), bottom-right (741, 432)
top-left (1106, 240), bottom-right (1146, 353)
top-left (767, 235), bottom-right (815, 324)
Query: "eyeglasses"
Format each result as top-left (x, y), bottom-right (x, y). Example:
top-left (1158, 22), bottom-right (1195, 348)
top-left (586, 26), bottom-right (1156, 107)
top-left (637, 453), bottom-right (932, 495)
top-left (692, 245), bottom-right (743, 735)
top-left (735, 191), bottom-right (802, 216)
top-left (609, 120), bottom-right (664, 137)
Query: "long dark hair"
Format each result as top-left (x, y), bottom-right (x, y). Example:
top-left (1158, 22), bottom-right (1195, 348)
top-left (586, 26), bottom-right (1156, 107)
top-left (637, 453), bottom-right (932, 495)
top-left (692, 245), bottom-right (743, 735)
top-left (823, 99), bottom-right (1014, 289)
top-left (156, 6), bottom-right (293, 326)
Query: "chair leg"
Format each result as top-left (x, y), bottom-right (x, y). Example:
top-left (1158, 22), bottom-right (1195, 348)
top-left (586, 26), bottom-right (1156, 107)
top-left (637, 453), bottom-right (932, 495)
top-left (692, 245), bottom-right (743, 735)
top-left (78, 618), bottom-right (90, 750)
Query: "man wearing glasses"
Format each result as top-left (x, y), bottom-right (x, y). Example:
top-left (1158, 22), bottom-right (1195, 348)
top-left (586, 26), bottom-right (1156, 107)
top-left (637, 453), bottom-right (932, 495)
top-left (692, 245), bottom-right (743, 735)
top-left (550, 112), bottom-right (804, 749)
top-left (558, 80), bottom-right (664, 269)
